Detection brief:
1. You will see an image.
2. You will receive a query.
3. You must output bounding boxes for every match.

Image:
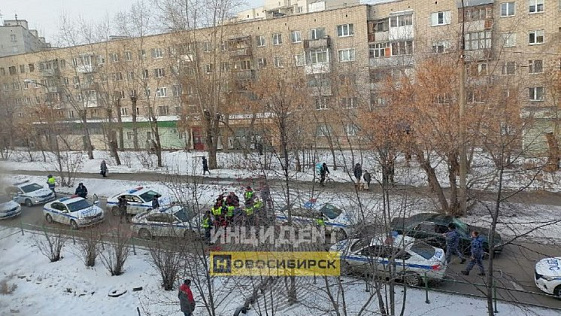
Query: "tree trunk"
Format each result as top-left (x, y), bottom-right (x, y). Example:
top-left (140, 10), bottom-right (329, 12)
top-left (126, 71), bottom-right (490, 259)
top-left (415, 150), bottom-right (449, 212)
top-left (116, 99), bottom-right (124, 150)
top-left (131, 96), bottom-right (139, 150)
top-left (545, 132), bottom-right (560, 172)
top-left (447, 152), bottom-right (460, 215)
top-left (80, 111), bottom-right (94, 159)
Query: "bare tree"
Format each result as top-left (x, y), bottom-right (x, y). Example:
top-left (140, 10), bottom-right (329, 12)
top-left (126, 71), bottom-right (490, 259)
top-left (99, 224), bottom-right (132, 276)
top-left (34, 227), bottom-right (68, 262)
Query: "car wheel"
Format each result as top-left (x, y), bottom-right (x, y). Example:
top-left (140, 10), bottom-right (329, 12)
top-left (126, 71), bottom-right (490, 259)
top-left (45, 214), bottom-right (53, 223)
top-left (554, 285), bottom-right (561, 297)
top-left (340, 261), bottom-right (352, 275)
top-left (25, 199), bottom-right (33, 207)
top-left (403, 273), bottom-right (421, 287)
top-left (138, 228), bottom-right (152, 240)
top-left (111, 207), bottom-right (119, 216)
top-left (70, 220), bottom-right (79, 230)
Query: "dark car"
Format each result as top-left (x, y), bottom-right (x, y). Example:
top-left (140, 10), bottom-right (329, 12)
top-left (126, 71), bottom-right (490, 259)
top-left (390, 213), bottom-right (503, 256)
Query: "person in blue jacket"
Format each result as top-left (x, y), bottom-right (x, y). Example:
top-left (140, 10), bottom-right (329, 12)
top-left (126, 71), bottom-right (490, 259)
top-left (461, 231), bottom-right (486, 276)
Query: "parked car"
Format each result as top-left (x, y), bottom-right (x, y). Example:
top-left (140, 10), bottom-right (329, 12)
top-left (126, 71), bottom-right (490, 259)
top-left (8, 180), bottom-right (56, 206)
top-left (131, 205), bottom-right (201, 239)
top-left (330, 233), bottom-right (447, 286)
top-left (106, 187), bottom-right (170, 216)
top-left (390, 213), bottom-right (503, 256)
top-left (0, 197), bottom-right (22, 219)
top-left (276, 201), bottom-right (352, 241)
top-left (43, 196), bottom-right (104, 229)
top-left (534, 257), bottom-right (561, 297)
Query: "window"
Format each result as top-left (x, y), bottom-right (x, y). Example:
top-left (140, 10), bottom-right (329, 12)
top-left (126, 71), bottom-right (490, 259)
top-left (138, 49), bottom-right (147, 59)
top-left (257, 58), bottom-right (267, 68)
top-left (10, 34), bottom-right (17, 42)
top-left (202, 42), bottom-right (212, 52)
top-left (341, 97), bottom-right (358, 108)
top-left (337, 24), bottom-right (354, 37)
top-left (256, 35), bottom-right (266, 47)
top-left (501, 61), bottom-right (516, 75)
top-left (9, 66), bottom-right (17, 75)
top-left (431, 11), bottom-right (451, 26)
top-left (151, 48), bottom-right (164, 58)
top-left (465, 31), bottom-right (492, 50)
top-left (431, 41), bottom-right (449, 53)
top-left (0, 68), bottom-right (4, 76)
top-left (316, 124), bottom-right (331, 136)
top-left (172, 85), bottom-right (181, 97)
top-left (59, 60), bottom-right (66, 68)
top-left (369, 42), bottom-right (389, 58)
top-left (529, 0), bottom-right (544, 13)
top-left (272, 33), bottom-right (282, 45)
top-left (158, 106), bottom-right (169, 115)
top-left (529, 60), bottom-right (543, 73)
top-left (310, 28), bottom-right (325, 40)
top-left (338, 49), bottom-right (355, 62)
top-left (500, 2), bottom-right (515, 16)
top-left (221, 62), bottom-right (230, 72)
top-left (310, 49), bottom-right (328, 64)
top-left (205, 64), bottom-right (214, 73)
top-left (145, 88), bottom-right (151, 97)
top-left (345, 124), bottom-right (359, 136)
top-left (389, 13), bottom-right (413, 27)
top-left (142, 69), bottom-right (149, 79)
top-left (529, 87), bottom-right (544, 101)
top-left (294, 54), bottom-right (305, 67)
top-left (156, 87), bottom-right (167, 97)
top-left (315, 98), bottom-right (328, 110)
top-left (114, 72), bottom-right (124, 81)
top-left (528, 30), bottom-right (544, 45)
top-left (291, 31), bottom-right (302, 43)
top-left (154, 68), bottom-right (165, 78)
top-left (501, 33), bottom-right (516, 47)
top-left (467, 63), bottom-right (488, 76)
top-left (274, 57), bottom-right (284, 68)
top-left (125, 51), bottom-right (132, 61)
top-left (391, 41), bottom-right (414, 55)
top-left (19, 65), bottom-right (25, 73)
top-left (308, 77), bottom-right (330, 88)
top-left (126, 132), bottom-right (133, 140)
top-left (462, 6), bottom-right (492, 22)
top-left (127, 71), bottom-right (135, 80)
top-left (110, 53), bottom-right (119, 62)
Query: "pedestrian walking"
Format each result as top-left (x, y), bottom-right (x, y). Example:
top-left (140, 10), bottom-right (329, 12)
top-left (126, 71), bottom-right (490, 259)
top-left (100, 160), bottom-right (108, 177)
top-left (118, 195), bottom-right (129, 224)
top-left (353, 163), bottom-right (362, 186)
top-left (46, 174), bottom-right (56, 196)
top-left (363, 170), bottom-right (371, 190)
top-left (461, 231), bottom-right (486, 276)
top-left (443, 223), bottom-right (466, 264)
top-left (320, 163), bottom-right (330, 187)
top-left (178, 279), bottom-right (195, 316)
top-left (202, 156), bottom-right (210, 175)
top-left (152, 194), bottom-right (161, 210)
top-left (74, 183), bottom-right (88, 199)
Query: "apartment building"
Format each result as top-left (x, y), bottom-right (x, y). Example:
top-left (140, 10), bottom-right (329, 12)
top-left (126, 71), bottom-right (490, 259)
top-left (0, 18), bottom-right (51, 57)
top-left (0, 1), bottom-right (559, 153)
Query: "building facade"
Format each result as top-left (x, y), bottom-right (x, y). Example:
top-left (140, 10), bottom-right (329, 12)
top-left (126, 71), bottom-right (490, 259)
top-left (0, 19), bottom-right (50, 57)
top-left (0, 1), bottom-right (559, 154)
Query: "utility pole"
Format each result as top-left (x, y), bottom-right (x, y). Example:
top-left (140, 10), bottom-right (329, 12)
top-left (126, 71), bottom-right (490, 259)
top-left (459, 0), bottom-right (467, 215)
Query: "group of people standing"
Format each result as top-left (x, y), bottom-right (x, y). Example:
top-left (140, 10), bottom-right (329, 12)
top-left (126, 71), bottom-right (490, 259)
top-left (207, 186), bottom-right (266, 229)
top-left (444, 223), bottom-right (486, 276)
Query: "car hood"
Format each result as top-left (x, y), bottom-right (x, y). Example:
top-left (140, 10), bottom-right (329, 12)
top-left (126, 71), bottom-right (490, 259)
top-left (75, 205), bottom-right (103, 217)
top-left (25, 188), bottom-right (53, 197)
top-left (535, 257), bottom-right (561, 277)
top-left (0, 200), bottom-right (19, 212)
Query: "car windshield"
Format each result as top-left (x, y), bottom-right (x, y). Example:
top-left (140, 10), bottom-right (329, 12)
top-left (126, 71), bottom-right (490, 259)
top-left (409, 241), bottom-right (435, 260)
top-left (21, 183), bottom-right (43, 193)
top-left (319, 204), bottom-right (342, 220)
top-left (139, 190), bottom-right (160, 202)
top-left (66, 199), bottom-right (93, 212)
top-left (174, 207), bottom-right (195, 222)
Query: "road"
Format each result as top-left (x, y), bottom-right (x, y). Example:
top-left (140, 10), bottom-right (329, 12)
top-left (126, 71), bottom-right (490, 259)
top-left (1, 170), bottom-right (561, 310)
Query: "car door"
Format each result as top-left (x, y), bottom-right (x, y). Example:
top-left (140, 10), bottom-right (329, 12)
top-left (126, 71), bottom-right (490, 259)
top-left (49, 202), bottom-right (65, 224)
top-left (145, 213), bottom-right (167, 237)
top-left (10, 187), bottom-right (23, 204)
top-left (125, 195), bottom-right (144, 214)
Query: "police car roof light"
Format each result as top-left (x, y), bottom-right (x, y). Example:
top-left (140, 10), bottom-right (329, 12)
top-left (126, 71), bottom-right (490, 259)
top-left (71, 194), bottom-right (78, 198)
top-left (128, 189), bottom-right (138, 193)
top-left (59, 197), bottom-right (71, 202)
top-left (136, 187), bottom-right (143, 190)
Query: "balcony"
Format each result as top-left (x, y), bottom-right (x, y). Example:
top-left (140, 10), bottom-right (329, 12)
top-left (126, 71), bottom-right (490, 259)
top-left (303, 37), bottom-right (331, 49)
top-left (40, 68), bottom-right (59, 77)
top-left (76, 64), bottom-right (94, 74)
top-left (369, 55), bottom-right (414, 68)
top-left (309, 85), bottom-right (332, 97)
top-left (235, 69), bottom-right (256, 80)
top-left (305, 63), bottom-right (330, 75)
top-left (465, 48), bottom-right (493, 61)
top-left (229, 47), bottom-right (252, 58)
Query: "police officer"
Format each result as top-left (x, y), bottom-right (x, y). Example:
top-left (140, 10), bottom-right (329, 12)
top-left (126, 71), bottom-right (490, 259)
top-left (461, 231), bottom-right (486, 276)
top-left (118, 195), bottom-right (129, 223)
top-left (244, 186), bottom-right (254, 204)
top-left (443, 223), bottom-right (466, 264)
top-left (152, 194), bottom-right (161, 210)
top-left (47, 175), bottom-right (56, 196)
top-left (74, 183), bottom-right (88, 198)
top-left (202, 211), bottom-right (212, 242)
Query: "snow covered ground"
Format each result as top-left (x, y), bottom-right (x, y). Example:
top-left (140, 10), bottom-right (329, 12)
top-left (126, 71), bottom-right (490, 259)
top-left (0, 226), bottom-right (558, 316)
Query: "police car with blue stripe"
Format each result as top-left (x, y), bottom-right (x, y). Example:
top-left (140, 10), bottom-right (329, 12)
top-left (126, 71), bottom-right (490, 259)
top-left (330, 232), bottom-right (447, 286)
top-left (43, 196), bottom-right (104, 230)
top-left (0, 198), bottom-right (22, 220)
top-left (107, 187), bottom-right (168, 216)
top-left (534, 257), bottom-right (561, 297)
top-left (276, 200), bottom-right (352, 241)
top-left (131, 205), bottom-right (201, 239)
top-left (8, 180), bottom-right (55, 206)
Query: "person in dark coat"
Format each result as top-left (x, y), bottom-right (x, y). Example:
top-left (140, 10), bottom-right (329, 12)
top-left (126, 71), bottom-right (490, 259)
top-left (353, 163), bottom-right (362, 185)
top-left (152, 194), bottom-right (161, 210)
top-left (100, 160), bottom-right (108, 177)
top-left (443, 223), bottom-right (466, 264)
top-left (363, 170), bottom-right (371, 190)
top-left (118, 195), bottom-right (129, 224)
top-left (202, 156), bottom-right (210, 175)
top-left (178, 279), bottom-right (195, 316)
top-left (320, 163), bottom-right (330, 186)
top-left (225, 192), bottom-right (239, 207)
top-left (461, 231), bottom-right (486, 276)
top-left (74, 183), bottom-right (88, 198)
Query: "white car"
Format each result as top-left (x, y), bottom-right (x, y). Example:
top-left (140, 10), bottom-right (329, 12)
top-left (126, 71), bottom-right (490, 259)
top-left (0, 199), bottom-right (22, 219)
top-left (131, 205), bottom-right (201, 239)
top-left (534, 257), bottom-right (561, 297)
top-left (43, 196), bottom-right (104, 229)
top-left (9, 180), bottom-right (56, 206)
top-left (106, 187), bottom-right (169, 216)
top-left (276, 202), bottom-right (352, 240)
top-left (330, 233), bottom-right (447, 286)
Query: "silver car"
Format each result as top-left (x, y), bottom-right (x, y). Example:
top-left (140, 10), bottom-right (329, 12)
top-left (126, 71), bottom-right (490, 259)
top-left (131, 205), bottom-right (201, 239)
top-left (0, 198), bottom-right (22, 219)
top-left (9, 181), bottom-right (55, 206)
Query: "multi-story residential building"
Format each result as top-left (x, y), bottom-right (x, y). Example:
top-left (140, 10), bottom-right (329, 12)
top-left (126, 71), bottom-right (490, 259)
top-left (0, 18), bottom-right (51, 57)
top-left (0, 1), bottom-right (559, 154)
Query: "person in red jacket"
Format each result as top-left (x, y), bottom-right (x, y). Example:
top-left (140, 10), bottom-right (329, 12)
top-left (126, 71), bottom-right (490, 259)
top-left (178, 279), bottom-right (195, 316)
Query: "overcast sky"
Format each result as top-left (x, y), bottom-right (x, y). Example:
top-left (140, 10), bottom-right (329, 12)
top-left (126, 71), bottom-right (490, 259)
top-left (1, 0), bottom-right (259, 44)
